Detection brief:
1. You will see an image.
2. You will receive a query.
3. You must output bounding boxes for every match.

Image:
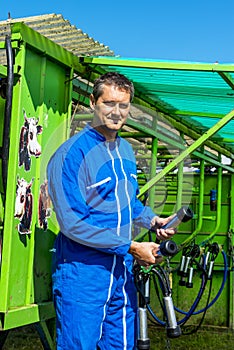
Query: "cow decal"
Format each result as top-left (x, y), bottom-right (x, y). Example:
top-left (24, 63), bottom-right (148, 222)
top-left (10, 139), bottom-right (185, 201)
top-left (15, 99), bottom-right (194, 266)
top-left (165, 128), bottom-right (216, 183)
top-left (19, 109), bottom-right (43, 171)
top-left (14, 177), bottom-right (34, 234)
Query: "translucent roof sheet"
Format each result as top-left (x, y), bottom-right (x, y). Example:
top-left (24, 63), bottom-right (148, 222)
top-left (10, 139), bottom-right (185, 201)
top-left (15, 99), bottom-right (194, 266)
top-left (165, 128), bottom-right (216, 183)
top-left (81, 56), bottom-right (234, 158)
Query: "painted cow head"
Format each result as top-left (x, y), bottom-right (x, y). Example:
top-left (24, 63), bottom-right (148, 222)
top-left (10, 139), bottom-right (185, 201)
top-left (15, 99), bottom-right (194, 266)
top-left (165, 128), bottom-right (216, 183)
top-left (23, 110), bottom-right (43, 157)
top-left (14, 177), bottom-right (34, 220)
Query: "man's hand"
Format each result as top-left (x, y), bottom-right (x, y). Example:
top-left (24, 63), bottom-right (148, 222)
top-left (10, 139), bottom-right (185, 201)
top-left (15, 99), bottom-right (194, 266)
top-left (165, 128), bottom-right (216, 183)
top-left (128, 241), bottom-right (162, 266)
top-left (150, 215), bottom-right (177, 240)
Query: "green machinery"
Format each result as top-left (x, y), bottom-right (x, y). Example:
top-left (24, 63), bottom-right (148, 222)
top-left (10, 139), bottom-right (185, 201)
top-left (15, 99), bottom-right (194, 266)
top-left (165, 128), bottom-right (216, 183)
top-left (0, 22), bottom-right (77, 348)
top-left (0, 20), bottom-right (233, 348)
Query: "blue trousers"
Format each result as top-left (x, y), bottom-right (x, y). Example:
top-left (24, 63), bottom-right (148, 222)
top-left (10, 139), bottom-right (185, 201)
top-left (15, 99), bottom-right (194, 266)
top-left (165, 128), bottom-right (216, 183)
top-left (52, 233), bottom-right (138, 349)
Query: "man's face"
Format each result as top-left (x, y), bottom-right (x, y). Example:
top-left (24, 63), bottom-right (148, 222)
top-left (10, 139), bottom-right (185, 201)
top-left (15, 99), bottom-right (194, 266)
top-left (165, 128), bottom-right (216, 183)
top-left (90, 84), bottom-right (131, 133)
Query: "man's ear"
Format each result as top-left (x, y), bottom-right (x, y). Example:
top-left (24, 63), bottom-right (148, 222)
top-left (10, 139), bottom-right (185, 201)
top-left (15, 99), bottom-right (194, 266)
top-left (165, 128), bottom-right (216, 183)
top-left (90, 94), bottom-right (95, 110)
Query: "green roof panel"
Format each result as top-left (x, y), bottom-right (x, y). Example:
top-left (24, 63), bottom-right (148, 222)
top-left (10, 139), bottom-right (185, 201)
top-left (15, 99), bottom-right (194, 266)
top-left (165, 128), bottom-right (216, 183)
top-left (80, 56), bottom-right (234, 157)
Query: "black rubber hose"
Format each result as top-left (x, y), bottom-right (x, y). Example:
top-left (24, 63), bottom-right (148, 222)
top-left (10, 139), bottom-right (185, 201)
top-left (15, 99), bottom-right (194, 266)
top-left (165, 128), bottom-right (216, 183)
top-left (2, 35), bottom-right (14, 195)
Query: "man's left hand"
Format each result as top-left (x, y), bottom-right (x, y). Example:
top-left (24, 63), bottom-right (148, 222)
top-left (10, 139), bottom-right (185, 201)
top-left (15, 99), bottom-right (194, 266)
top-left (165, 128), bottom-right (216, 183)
top-left (150, 215), bottom-right (177, 240)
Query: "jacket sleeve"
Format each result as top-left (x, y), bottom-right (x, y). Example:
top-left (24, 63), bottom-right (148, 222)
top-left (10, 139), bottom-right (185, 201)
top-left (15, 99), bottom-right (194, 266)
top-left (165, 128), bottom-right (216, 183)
top-left (47, 146), bottom-right (131, 256)
top-left (132, 185), bottom-right (156, 229)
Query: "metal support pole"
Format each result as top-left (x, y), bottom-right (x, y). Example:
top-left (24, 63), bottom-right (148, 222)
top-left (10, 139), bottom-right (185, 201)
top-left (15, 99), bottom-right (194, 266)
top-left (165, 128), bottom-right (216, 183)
top-left (148, 116), bottom-right (158, 209)
top-left (176, 132), bottom-right (185, 210)
top-left (229, 174), bottom-right (234, 329)
top-left (138, 109), bottom-right (234, 198)
top-left (148, 137), bottom-right (158, 209)
top-left (181, 158), bottom-right (205, 247)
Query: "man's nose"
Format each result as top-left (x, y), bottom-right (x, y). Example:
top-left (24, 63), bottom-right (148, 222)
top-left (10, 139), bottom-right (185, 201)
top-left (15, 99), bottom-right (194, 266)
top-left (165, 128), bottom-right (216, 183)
top-left (112, 103), bottom-right (121, 115)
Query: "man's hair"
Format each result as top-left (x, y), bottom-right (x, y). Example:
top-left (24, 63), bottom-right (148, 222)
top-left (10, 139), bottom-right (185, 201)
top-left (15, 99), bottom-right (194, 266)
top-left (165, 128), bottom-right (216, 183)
top-left (92, 72), bottom-right (134, 102)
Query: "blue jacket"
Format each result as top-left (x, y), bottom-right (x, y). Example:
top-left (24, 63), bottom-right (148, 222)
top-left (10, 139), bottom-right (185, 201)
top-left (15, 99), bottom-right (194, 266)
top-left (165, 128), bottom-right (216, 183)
top-left (47, 124), bottom-right (156, 256)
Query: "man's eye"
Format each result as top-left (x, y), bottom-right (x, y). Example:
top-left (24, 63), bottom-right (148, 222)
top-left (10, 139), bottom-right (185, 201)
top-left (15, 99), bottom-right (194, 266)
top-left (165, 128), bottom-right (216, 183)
top-left (103, 101), bottom-right (116, 107)
top-left (102, 101), bottom-right (130, 109)
top-left (119, 103), bottom-right (129, 109)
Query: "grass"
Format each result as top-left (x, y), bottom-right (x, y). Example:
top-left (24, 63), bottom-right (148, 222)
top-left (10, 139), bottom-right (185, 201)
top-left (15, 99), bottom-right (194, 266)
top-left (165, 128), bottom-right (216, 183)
top-left (1, 324), bottom-right (234, 349)
top-left (148, 324), bottom-right (234, 350)
top-left (2, 326), bottom-right (43, 350)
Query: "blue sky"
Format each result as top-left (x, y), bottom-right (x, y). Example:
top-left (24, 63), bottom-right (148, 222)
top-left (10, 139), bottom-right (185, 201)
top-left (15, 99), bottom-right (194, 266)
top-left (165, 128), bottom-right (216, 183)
top-left (1, 0), bottom-right (233, 63)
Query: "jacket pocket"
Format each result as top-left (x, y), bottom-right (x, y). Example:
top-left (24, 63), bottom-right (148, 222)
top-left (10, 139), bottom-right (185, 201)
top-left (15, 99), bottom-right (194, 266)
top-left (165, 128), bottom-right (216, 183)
top-left (86, 176), bottom-right (111, 190)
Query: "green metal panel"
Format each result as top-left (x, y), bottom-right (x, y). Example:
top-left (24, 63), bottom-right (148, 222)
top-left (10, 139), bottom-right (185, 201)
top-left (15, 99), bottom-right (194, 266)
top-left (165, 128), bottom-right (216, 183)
top-left (0, 98), bottom-right (5, 194)
top-left (0, 22), bottom-right (74, 335)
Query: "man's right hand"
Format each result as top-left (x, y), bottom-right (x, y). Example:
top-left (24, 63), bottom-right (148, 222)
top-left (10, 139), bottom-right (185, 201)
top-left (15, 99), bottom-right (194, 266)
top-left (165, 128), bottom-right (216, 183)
top-left (128, 241), bottom-right (162, 266)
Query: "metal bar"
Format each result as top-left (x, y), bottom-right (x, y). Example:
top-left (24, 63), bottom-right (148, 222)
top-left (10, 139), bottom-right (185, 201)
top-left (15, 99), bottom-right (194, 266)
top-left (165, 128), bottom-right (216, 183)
top-left (175, 110), bottom-right (225, 118)
top-left (138, 109), bottom-right (234, 197)
top-left (176, 132), bottom-right (185, 210)
top-left (218, 72), bottom-right (234, 89)
top-left (2, 302), bottom-right (55, 330)
top-left (132, 98), bottom-right (234, 161)
top-left (148, 118), bottom-right (158, 208)
top-left (35, 321), bottom-right (55, 350)
top-left (2, 35), bottom-right (14, 193)
top-left (229, 174), bottom-right (234, 329)
top-left (65, 68), bottom-right (74, 139)
top-left (81, 57), bottom-right (234, 73)
top-left (120, 131), bottom-right (148, 138)
top-left (180, 159), bottom-right (205, 247)
top-left (0, 40), bottom-right (27, 312)
top-left (211, 137), bottom-right (234, 142)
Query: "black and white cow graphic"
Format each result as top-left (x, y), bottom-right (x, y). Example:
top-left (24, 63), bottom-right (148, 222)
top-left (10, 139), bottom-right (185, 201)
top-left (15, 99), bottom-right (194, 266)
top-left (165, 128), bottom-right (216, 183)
top-left (14, 177), bottom-right (34, 234)
top-left (19, 109), bottom-right (43, 171)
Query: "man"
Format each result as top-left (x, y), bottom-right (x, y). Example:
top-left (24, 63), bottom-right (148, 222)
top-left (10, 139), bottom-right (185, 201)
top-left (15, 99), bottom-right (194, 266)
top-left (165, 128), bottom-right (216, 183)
top-left (47, 72), bottom-right (176, 349)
